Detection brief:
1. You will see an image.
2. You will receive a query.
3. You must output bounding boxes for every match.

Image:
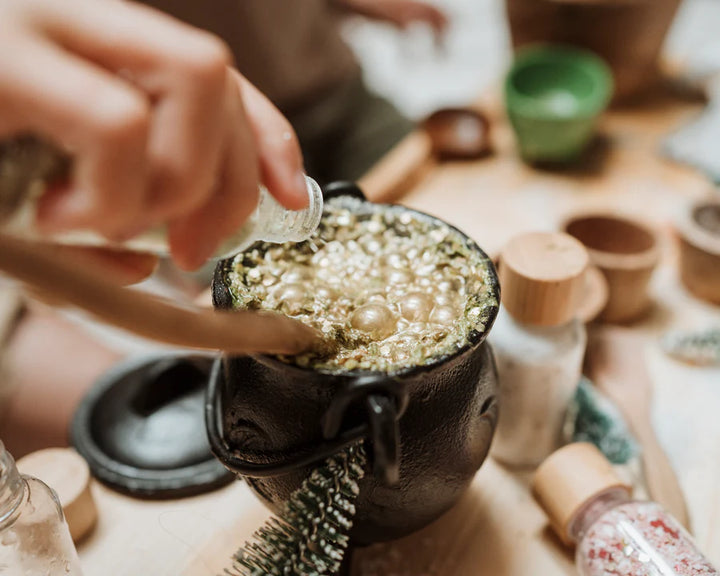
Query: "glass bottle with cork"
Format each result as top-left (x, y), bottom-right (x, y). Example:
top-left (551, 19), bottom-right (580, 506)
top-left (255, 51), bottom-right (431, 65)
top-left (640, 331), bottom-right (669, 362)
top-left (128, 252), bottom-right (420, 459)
top-left (490, 231), bottom-right (589, 468)
top-left (533, 442), bottom-right (717, 576)
top-left (0, 441), bottom-right (84, 575)
top-left (0, 135), bottom-right (323, 258)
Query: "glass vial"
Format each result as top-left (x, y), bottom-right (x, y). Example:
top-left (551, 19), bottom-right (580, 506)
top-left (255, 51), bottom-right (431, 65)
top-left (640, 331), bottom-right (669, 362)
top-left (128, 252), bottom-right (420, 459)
top-left (0, 441), bottom-right (84, 575)
top-left (490, 310), bottom-right (586, 466)
top-left (0, 135), bottom-right (324, 259)
top-left (534, 443), bottom-right (717, 576)
top-left (490, 232), bottom-right (589, 468)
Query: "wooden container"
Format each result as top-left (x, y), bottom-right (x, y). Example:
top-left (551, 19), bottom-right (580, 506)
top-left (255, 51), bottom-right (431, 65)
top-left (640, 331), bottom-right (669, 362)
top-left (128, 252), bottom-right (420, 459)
top-left (505, 0), bottom-right (682, 102)
top-left (562, 212), bottom-right (660, 323)
top-left (17, 448), bottom-right (98, 543)
top-left (498, 231), bottom-right (589, 326)
top-left (676, 199), bottom-right (720, 305)
top-left (422, 108), bottom-right (492, 161)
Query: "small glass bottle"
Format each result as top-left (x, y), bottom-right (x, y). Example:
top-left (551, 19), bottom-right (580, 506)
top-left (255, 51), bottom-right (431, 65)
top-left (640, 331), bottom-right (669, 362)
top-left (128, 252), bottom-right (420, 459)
top-left (533, 443), bottom-right (718, 576)
top-left (0, 135), bottom-right (323, 258)
top-left (490, 232), bottom-right (589, 468)
top-left (0, 441), bottom-right (84, 575)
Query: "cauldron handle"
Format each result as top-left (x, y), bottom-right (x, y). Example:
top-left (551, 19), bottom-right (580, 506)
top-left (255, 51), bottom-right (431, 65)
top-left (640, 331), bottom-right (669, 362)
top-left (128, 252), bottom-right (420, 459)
top-left (322, 375), bottom-right (408, 486)
top-left (206, 358), bottom-right (371, 477)
top-left (366, 395), bottom-right (400, 485)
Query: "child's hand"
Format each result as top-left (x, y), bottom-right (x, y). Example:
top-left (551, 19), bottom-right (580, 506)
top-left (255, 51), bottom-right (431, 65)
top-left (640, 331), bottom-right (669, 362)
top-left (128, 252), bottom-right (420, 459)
top-left (0, 0), bottom-right (307, 272)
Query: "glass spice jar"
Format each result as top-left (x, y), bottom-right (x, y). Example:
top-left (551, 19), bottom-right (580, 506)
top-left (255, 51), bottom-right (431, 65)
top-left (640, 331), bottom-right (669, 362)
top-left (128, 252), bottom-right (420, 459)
top-left (0, 441), bottom-right (84, 575)
top-left (533, 443), bottom-right (718, 576)
top-left (490, 232), bottom-right (589, 468)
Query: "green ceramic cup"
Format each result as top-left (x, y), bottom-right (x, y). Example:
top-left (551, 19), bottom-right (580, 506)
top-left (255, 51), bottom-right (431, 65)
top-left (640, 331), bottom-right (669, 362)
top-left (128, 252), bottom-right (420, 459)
top-left (505, 45), bottom-right (613, 163)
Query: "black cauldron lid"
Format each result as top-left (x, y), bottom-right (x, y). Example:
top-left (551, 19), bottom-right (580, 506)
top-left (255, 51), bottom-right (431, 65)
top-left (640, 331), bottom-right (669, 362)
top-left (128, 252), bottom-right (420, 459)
top-left (71, 353), bottom-right (234, 498)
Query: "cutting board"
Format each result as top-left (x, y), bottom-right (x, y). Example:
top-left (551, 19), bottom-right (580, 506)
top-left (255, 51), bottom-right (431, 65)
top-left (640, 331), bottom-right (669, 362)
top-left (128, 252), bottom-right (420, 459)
top-left (175, 458), bottom-right (579, 576)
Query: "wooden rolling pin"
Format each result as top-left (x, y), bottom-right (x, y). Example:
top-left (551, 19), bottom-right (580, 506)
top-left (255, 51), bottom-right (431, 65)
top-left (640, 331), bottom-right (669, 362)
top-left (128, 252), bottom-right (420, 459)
top-left (0, 233), bottom-right (319, 355)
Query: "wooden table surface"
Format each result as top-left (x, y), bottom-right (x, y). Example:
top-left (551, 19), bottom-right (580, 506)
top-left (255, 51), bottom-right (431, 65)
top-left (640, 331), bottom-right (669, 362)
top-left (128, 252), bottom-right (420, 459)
top-left (76, 91), bottom-right (720, 575)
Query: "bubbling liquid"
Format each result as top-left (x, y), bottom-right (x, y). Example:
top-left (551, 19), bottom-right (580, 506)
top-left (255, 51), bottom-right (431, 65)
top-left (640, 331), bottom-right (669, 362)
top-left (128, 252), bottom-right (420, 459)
top-left (226, 197), bottom-right (497, 374)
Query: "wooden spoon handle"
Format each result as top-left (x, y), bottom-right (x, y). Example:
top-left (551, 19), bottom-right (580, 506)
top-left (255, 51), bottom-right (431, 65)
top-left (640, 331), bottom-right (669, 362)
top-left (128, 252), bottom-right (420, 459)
top-left (359, 130), bottom-right (434, 203)
top-left (0, 234), bottom-right (318, 355)
top-left (632, 419), bottom-right (691, 529)
top-left (584, 326), bottom-right (690, 529)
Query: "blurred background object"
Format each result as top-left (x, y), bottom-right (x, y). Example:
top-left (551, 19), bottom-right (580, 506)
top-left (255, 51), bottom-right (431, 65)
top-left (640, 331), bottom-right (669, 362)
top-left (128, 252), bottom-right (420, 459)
top-left (504, 45), bottom-right (612, 163)
top-left (503, 0), bottom-right (681, 103)
top-left (663, 105), bottom-right (720, 184)
top-left (563, 213), bottom-right (660, 324)
top-left (422, 107), bottom-right (492, 160)
top-left (674, 198), bottom-right (720, 305)
top-left (346, 0), bottom-right (720, 117)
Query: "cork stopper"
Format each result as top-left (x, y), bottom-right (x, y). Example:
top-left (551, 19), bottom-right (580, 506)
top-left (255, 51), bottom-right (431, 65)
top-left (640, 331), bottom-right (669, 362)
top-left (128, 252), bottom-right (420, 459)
top-left (18, 448), bottom-right (97, 543)
top-left (499, 232), bottom-right (589, 326)
top-left (532, 443), bottom-right (632, 546)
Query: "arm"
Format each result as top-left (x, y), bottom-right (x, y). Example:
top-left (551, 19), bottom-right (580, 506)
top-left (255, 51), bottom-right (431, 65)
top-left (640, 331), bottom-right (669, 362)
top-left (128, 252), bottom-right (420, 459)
top-left (0, 295), bottom-right (123, 458)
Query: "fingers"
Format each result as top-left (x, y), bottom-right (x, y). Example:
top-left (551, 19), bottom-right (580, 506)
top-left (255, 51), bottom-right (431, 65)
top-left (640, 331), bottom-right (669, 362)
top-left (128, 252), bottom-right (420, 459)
top-left (0, 0), bottom-right (306, 271)
top-left (168, 70), bottom-right (260, 270)
top-left (142, 39), bottom-right (230, 221)
top-left (0, 38), bottom-right (149, 238)
top-left (169, 70), bottom-right (310, 269)
top-left (27, 0), bottom-right (234, 225)
top-left (234, 72), bottom-right (308, 210)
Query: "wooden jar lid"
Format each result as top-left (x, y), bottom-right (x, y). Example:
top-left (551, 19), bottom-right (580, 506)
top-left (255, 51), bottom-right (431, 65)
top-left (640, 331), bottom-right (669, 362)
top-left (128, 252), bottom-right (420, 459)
top-left (499, 232), bottom-right (589, 326)
top-left (532, 443), bottom-right (632, 546)
top-left (18, 448), bottom-right (97, 543)
top-left (675, 198), bottom-right (720, 305)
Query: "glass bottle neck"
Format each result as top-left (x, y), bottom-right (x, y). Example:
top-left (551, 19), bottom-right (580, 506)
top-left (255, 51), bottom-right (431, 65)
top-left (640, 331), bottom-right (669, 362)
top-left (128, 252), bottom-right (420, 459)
top-left (254, 176), bottom-right (323, 244)
top-left (0, 441), bottom-right (25, 529)
top-left (568, 487), bottom-right (632, 543)
top-left (213, 176), bottom-right (323, 258)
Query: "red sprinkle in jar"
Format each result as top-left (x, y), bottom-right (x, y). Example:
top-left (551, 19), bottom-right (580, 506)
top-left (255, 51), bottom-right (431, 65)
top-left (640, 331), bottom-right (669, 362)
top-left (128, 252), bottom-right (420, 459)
top-left (533, 443), bottom-right (718, 576)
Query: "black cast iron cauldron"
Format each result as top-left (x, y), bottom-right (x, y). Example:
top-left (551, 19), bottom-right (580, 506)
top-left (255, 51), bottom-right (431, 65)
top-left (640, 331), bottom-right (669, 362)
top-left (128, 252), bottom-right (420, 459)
top-left (205, 182), bottom-right (500, 545)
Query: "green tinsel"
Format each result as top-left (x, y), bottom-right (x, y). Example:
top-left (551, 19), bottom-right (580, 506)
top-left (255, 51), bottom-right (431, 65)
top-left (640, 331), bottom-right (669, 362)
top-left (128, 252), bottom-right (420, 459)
top-left (568, 377), bottom-right (638, 465)
top-left (221, 443), bottom-right (366, 576)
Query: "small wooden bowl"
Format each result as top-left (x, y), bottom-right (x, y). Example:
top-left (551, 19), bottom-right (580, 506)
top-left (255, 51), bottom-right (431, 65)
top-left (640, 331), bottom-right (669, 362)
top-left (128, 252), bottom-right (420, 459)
top-left (577, 265), bottom-right (609, 324)
top-left (675, 199), bottom-right (720, 305)
top-left (422, 108), bottom-right (492, 160)
top-left (562, 212), bottom-right (660, 323)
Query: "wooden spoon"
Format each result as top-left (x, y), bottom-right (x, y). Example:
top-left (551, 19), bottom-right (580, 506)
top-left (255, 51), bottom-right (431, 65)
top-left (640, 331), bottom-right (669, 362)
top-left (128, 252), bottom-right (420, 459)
top-left (584, 325), bottom-right (690, 528)
top-left (360, 107), bottom-right (492, 203)
top-left (0, 233), bottom-right (319, 355)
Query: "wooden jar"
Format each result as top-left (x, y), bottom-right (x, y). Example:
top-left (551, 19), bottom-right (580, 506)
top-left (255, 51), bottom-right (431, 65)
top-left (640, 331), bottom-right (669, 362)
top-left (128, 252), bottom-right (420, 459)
top-left (505, 0), bottom-right (682, 102)
top-left (562, 212), bottom-right (660, 323)
top-left (676, 199), bottom-right (720, 305)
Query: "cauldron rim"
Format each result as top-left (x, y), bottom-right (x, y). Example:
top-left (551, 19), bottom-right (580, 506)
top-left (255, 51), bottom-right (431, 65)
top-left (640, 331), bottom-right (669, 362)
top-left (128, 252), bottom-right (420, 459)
top-left (211, 190), bottom-right (501, 380)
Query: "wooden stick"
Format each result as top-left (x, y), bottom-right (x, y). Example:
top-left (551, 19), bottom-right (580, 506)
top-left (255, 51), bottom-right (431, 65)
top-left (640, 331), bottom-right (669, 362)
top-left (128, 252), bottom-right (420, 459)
top-left (585, 326), bottom-right (690, 529)
top-left (0, 234), bottom-right (319, 355)
top-left (359, 130), bottom-right (434, 204)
